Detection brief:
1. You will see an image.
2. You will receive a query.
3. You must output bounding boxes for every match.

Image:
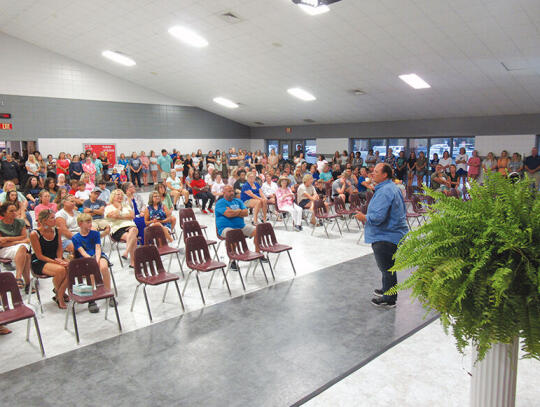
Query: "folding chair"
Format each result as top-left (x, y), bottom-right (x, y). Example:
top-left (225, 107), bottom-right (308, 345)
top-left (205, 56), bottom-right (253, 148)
top-left (131, 245), bottom-right (184, 321)
top-left (225, 229), bottom-right (268, 291)
top-left (65, 258), bottom-right (121, 344)
top-left (311, 199), bottom-right (342, 238)
top-left (255, 223), bottom-right (295, 279)
top-left (144, 225), bottom-right (183, 276)
top-left (0, 272), bottom-right (45, 356)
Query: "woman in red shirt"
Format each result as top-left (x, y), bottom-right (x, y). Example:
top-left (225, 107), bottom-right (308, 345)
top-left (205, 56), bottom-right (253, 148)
top-left (190, 171), bottom-right (215, 214)
top-left (56, 152), bottom-right (70, 176)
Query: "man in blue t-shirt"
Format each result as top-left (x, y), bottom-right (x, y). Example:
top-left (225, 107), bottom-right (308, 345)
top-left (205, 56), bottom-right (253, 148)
top-left (72, 213), bottom-right (116, 313)
top-left (157, 149), bottom-right (173, 182)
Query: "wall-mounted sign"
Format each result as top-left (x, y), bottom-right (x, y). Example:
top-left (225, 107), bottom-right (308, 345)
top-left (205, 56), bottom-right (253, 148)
top-left (0, 123), bottom-right (12, 130)
top-left (286, 127), bottom-right (292, 133)
top-left (0, 113), bottom-right (11, 119)
top-left (83, 143), bottom-right (117, 165)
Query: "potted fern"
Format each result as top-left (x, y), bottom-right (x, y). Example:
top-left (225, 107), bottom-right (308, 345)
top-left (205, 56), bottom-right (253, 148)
top-left (389, 173), bottom-right (539, 407)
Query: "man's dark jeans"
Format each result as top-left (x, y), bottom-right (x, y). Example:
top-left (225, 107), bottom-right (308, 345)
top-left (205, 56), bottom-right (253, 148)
top-left (372, 241), bottom-right (398, 302)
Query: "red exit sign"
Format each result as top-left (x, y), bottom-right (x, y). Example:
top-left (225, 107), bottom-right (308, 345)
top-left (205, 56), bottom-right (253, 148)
top-left (0, 123), bottom-right (13, 130)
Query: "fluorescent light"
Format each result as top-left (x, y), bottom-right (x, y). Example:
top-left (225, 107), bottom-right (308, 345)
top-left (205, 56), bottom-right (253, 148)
top-left (287, 87), bottom-right (316, 101)
top-left (213, 97), bottom-right (239, 109)
top-left (101, 50), bottom-right (136, 66)
top-left (399, 73), bottom-right (431, 89)
top-left (168, 26), bottom-right (208, 48)
top-left (298, 4), bottom-right (330, 15)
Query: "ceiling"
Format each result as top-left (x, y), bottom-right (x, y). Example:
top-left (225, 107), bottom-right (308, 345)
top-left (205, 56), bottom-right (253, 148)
top-left (1, 0), bottom-right (540, 126)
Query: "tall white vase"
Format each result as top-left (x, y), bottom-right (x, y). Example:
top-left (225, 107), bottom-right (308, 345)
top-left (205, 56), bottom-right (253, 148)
top-left (470, 337), bottom-right (519, 407)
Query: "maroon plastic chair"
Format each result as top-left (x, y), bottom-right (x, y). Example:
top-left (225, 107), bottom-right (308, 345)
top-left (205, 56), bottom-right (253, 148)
top-left (365, 189), bottom-right (374, 205)
top-left (225, 228), bottom-right (269, 290)
top-left (311, 199), bottom-right (342, 238)
top-left (349, 193), bottom-right (362, 211)
top-left (183, 235), bottom-right (231, 305)
top-left (144, 225), bottom-right (183, 276)
top-left (255, 223), bottom-right (295, 279)
top-left (65, 258), bottom-right (121, 344)
top-left (406, 209), bottom-right (423, 229)
top-left (0, 257), bottom-right (12, 269)
top-left (182, 220), bottom-right (219, 260)
top-left (448, 188), bottom-right (460, 198)
top-left (108, 233), bottom-right (127, 267)
top-left (177, 208), bottom-right (208, 246)
top-left (272, 195), bottom-right (290, 230)
top-left (334, 196), bottom-right (358, 232)
top-left (26, 269), bottom-right (52, 315)
top-left (411, 194), bottom-right (429, 222)
top-left (131, 245), bottom-right (184, 321)
top-left (0, 272), bottom-right (45, 356)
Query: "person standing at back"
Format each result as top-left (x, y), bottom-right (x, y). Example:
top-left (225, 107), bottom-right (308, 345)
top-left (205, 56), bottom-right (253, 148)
top-left (157, 149), bottom-right (173, 183)
top-left (356, 163), bottom-right (408, 309)
top-left (524, 147), bottom-right (540, 190)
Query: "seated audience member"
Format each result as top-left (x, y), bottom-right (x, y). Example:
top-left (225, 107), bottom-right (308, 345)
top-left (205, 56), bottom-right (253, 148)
top-left (314, 178), bottom-right (326, 199)
top-left (293, 167), bottom-right (304, 185)
top-left (83, 187), bottom-right (110, 237)
top-left (430, 165), bottom-right (451, 193)
top-left (309, 164), bottom-right (320, 180)
top-left (104, 189), bottom-right (138, 268)
top-left (45, 177), bottom-right (58, 202)
top-left (54, 188), bottom-right (68, 205)
top-left (319, 163), bottom-right (333, 182)
top-left (119, 169), bottom-right (128, 184)
top-left (0, 181), bottom-right (27, 209)
top-left (0, 202), bottom-right (31, 293)
top-left (190, 170), bottom-right (215, 214)
top-left (296, 174), bottom-right (319, 225)
top-left (24, 176), bottom-right (41, 210)
top-left (332, 173), bottom-right (353, 202)
top-left (166, 169), bottom-right (190, 209)
top-left (57, 173), bottom-right (69, 191)
top-left (275, 177), bottom-right (303, 231)
top-left (72, 213), bottom-right (115, 313)
top-left (211, 173), bottom-right (226, 200)
top-left (68, 179), bottom-right (79, 195)
top-left (81, 173), bottom-right (95, 192)
top-left (144, 191), bottom-right (173, 242)
top-left (331, 163), bottom-right (342, 179)
top-left (448, 164), bottom-right (460, 189)
top-left (122, 182), bottom-right (146, 243)
top-left (1, 154), bottom-right (21, 185)
top-left (55, 195), bottom-right (79, 253)
top-left (111, 167), bottom-right (120, 187)
top-left (282, 165), bottom-right (296, 186)
top-left (204, 166), bottom-right (216, 186)
top-left (95, 179), bottom-right (111, 202)
top-left (155, 182), bottom-right (175, 211)
top-left (228, 168), bottom-right (239, 187)
top-left (29, 209), bottom-right (69, 310)
top-left (5, 191), bottom-right (29, 227)
top-left (233, 170), bottom-right (248, 196)
top-left (240, 172), bottom-right (267, 223)
top-left (34, 190), bottom-right (58, 218)
top-left (260, 173), bottom-right (278, 205)
top-left (357, 167), bottom-right (375, 198)
top-left (74, 181), bottom-right (90, 206)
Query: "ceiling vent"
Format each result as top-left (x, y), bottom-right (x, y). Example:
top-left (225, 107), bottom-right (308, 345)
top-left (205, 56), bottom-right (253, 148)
top-left (254, 121), bottom-right (265, 125)
top-left (304, 119), bottom-right (316, 123)
top-left (218, 11), bottom-right (244, 24)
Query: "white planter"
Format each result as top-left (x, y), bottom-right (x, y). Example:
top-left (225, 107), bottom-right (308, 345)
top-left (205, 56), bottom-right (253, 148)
top-left (470, 337), bottom-right (519, 407)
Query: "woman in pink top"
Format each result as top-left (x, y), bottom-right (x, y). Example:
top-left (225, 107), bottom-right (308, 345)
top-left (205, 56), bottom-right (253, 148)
top-left (275, 177), bottom-right (303, 231)
top-left (34, 190), bottom-right (58, 218)
top-left (82, 156), bottom-right (97, 184)
top-left (467, 150), bottom-right (481, 181)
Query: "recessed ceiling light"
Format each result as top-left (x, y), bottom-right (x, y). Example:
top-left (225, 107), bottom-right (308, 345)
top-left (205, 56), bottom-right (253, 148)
top-left (213, 97), bottom-right (239, 109)
top-left (168, 26), bottom-right (208, 48)
top-left (298, 4), bottom-right (330, 15)
top-left (399, 73), bottom-right (431, 89)
top-left (287, 87), bottom-right (316, 101)
top-left (101, 50), bottom-right (136, 67)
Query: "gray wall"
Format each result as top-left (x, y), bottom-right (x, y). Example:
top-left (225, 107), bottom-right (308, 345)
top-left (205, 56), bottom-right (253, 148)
top-left (250, 114), bottom-right (540, 140)
top-left (0, 94), bottom-right (249, 140)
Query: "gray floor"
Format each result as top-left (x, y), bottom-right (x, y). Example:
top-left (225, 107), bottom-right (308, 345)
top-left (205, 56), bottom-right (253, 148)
top-left (0, 255), bottom-right (433, 407)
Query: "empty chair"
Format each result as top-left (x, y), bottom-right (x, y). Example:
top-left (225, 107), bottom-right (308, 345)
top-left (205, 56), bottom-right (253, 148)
top-left (0, 272), bottom-right (45, 356)
top-left (65, 258), bottom-right (121, 344)
top-left (182, 220), bottom-right (219, 260)
top-left (411, 194), bottom-right (429, 222)
top-left (333, 196), bottom-right (358, 232)
top-left (255, 223), bottom-right (295, 279)
top-left (177, 208), bottom-right (208, 246)
top-left (144, 224), bottom-right (183, 275)
top-left (131, 245), bottom-right (184, 321)
top-left (311, 199), bottom-right (342, 238)
top-left (183, 235), bottom-right (231, 305)
top-left (225, 229), bottom-right (269, 290)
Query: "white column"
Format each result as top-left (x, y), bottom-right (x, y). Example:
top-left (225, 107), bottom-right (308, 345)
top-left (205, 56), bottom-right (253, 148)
top-left (470, 337), bottom-right (519, 407)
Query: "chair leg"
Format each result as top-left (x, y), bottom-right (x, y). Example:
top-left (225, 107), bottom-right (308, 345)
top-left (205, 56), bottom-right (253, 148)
top-left (130, 284), bottom-right (141, 312)
top-left (142, 285), bottom-right (152, 322)
top-left (237, 262), bottom-right (246, 291)
top-left (112, 297), bottom-right (122, 332)
top-left (221, 268), bottom-right (231, 296)
top-left (72, 303), bottom-right (80, 344)
top-left (182, 271), bottom-right (193, 295)
top-left (195, 272), bottom-right (206, 305)
top-left (33, 316), bottom-right (45, 357)
top-left (323, 221), bottom-right (330, 238)
top-left (104, 296), bottom-right (109, 320)
top-left (167, 254), bottom-right (173, 272)
top-left (212, 244), bottom-right (219, 261)
top-left (162, 283), bottom-right (169, 302)
top-left (259, 259), bottom-right (269, 284)
top-left (26, 317), bottom-right (31, 340)
top-left (64, 302), bottom-right (70, 329)
top-left (244, 262), bottom-right (252, 282)
top-left (272, 253), bottom-right (281, 272)
top-left (116, 243), bottom-right (123, 268)
top-left (286, 250), bottom-right (297, 276)
top-left (175, 252), bottom-right (184, 276)
top-left (173, 280), bottom-right (185, 311)
top-left (265, 256), bottom-right (276, 281)
top-left (335, 218), bottom-right (343, 236)
top-left (109, 266), bottom-right (118, 297)
top-left (176, 231), bottom-right (183, 248)
top-left (208, 269), bottom-right (216, 289)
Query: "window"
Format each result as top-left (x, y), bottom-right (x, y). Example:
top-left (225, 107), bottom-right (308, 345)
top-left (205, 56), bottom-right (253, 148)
top-left (388, 138), bottom-right (407, 158)
top-left (429, 138), bottom-right (451, 160)
top-left (452, 137), bottom-right (475, 160)
top-left (370, 139), bottom-right (387, 160)
top-left (351, 139), bottom-right (369, 160)
top-left (409, 138), bottom-right (428, 158)
top-left (280, 141), bottom-right (289, 160)
top-left (267, 140), bottom-right (278, 156)
top-left (304, 139), bottom-right (317, 164)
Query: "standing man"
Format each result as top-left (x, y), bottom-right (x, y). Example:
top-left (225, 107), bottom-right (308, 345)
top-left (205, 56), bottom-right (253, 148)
top-left (524, 147), bottom-right (540, 190)
top-left (1, 154), bottom-right (20, 185)
top-left (157, 149), bottom-right (173, 183)
top-left (356, 163), bottom-right (408, 309)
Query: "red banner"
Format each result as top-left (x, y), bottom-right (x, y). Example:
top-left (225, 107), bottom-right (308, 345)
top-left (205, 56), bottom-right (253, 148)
top-left (0, 123), bottom-right (12, 130)
top-left (83, 144), bottom-right (116, 165)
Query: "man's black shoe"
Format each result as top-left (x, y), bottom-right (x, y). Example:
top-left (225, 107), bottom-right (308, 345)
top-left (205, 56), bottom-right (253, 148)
top-left (230, 261), bottom-right (239, 271)
top-left (373, 289), bottom-right (384, 297)
top-left (371, 297), bottom-right (396, 309)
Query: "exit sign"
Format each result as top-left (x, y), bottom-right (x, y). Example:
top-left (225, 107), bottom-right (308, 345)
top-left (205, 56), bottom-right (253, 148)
top-left (0, 123), bottom-right (13, 130)
top-left (0, 113), bottom-right (11, 119)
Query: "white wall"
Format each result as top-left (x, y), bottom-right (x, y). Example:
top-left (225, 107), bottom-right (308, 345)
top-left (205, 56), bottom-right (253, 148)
top-left (0, 32), bottom-right (183, 106)
top-left (475, 135), bottom-right (536, 157)
top-left (316, 138), bottom-right (349, 156)
top-left (37, 138), bottom-right (251, 158)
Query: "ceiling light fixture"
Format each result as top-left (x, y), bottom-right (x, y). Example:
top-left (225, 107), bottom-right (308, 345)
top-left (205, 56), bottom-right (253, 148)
top-left (213, 97), bottom-right (239, 109)
top-left (168, 26), bottom-right (209, 48)
top-left (287, 87), bottom-right (317, 101)
top-left (101, 50), bottom-right (136, 67)
top-left (399, 73), bottom-right (431, 89)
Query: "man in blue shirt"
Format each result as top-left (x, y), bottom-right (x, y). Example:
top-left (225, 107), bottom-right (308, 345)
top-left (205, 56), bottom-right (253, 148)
top-left (356, 163), bottom-right (408, 308)
top-left (157, 149), bottom-right (173, 182)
